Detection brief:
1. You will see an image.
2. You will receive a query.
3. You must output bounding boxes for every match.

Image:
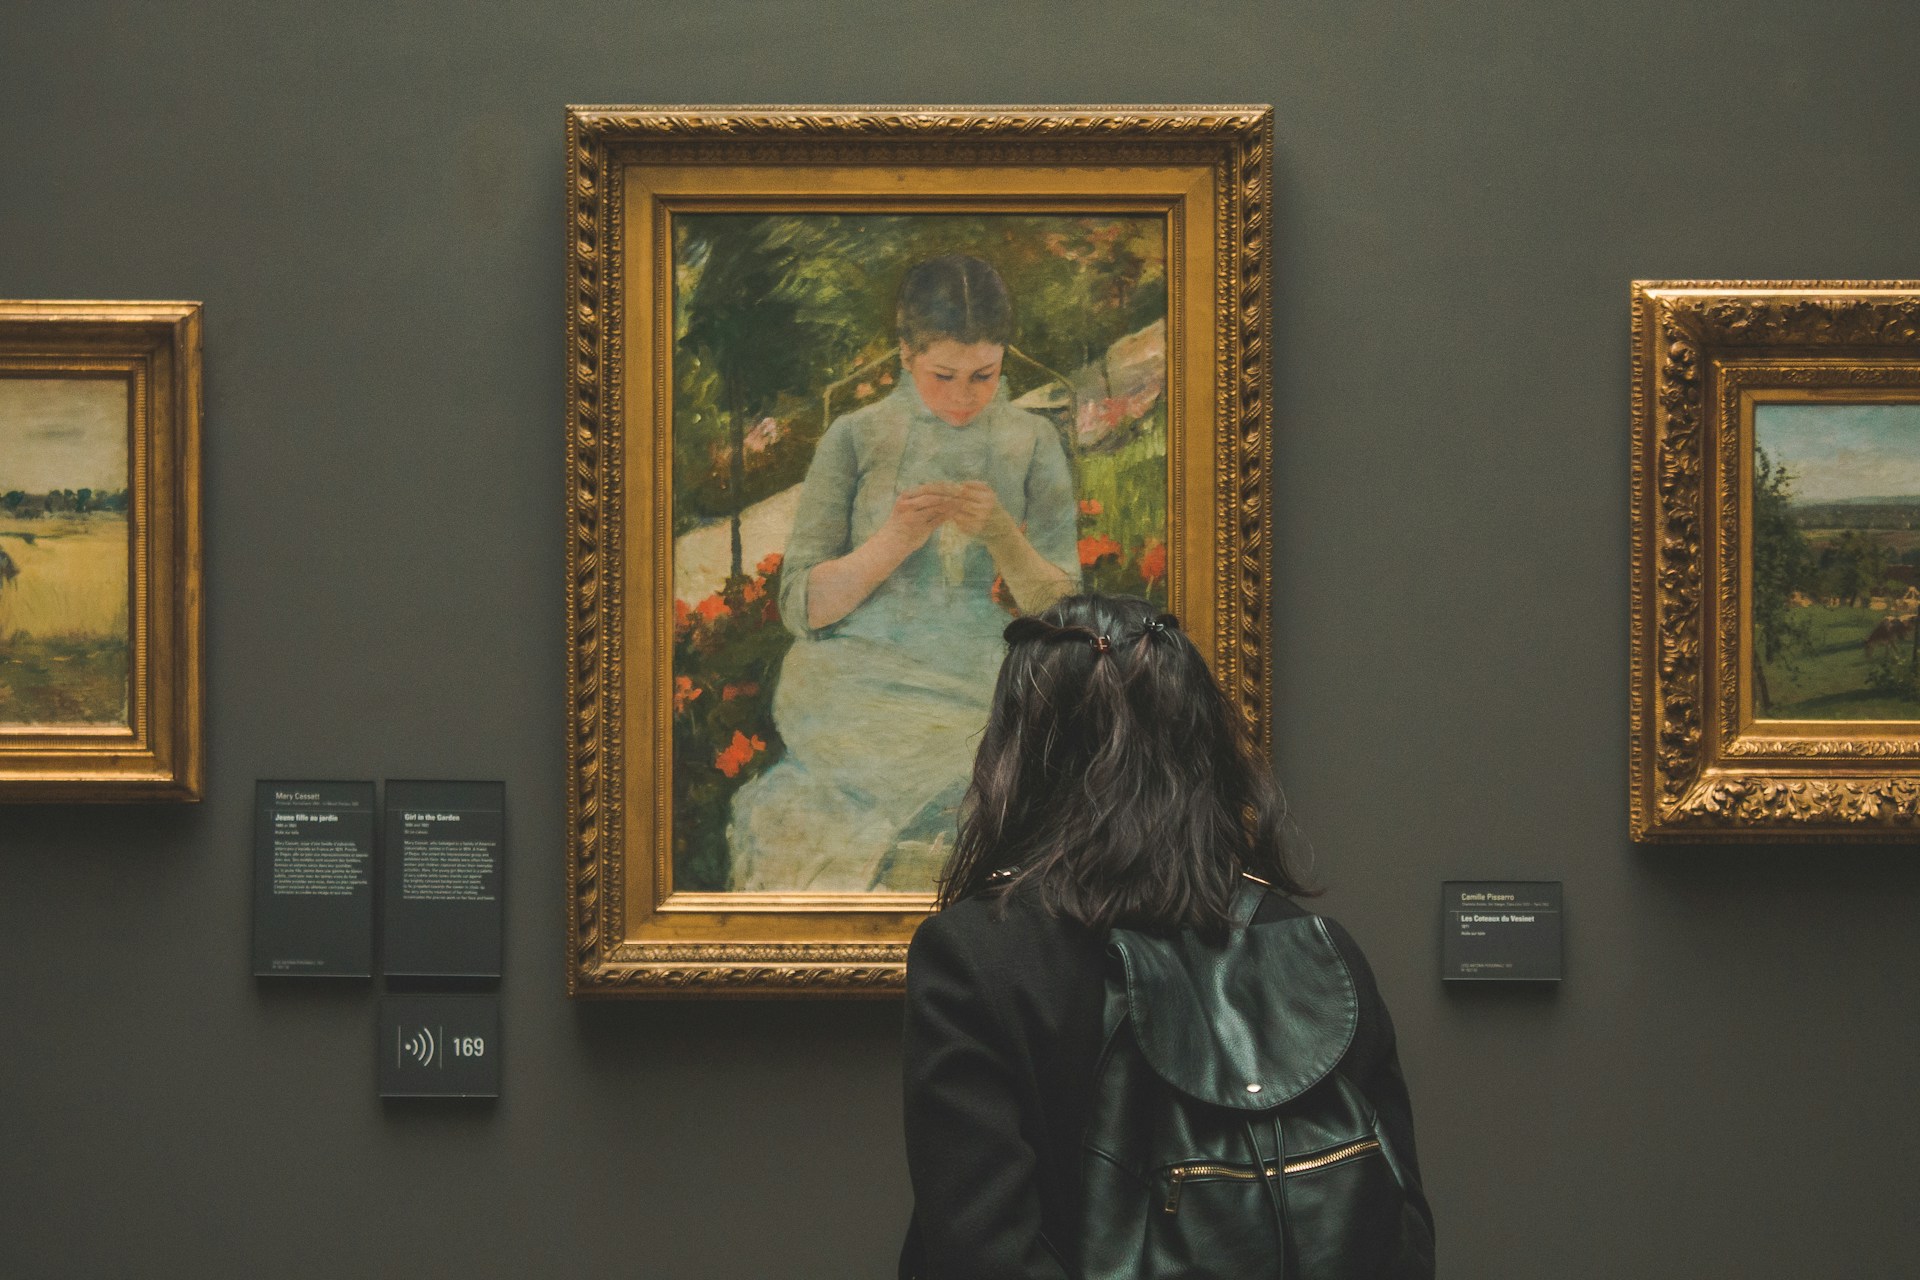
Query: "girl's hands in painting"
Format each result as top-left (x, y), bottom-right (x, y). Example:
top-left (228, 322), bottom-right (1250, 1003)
top-left (952, 479), bottom-right (1074, 615)
top-left (948, 480), bottom-right (1017, 542)
top-left (884, 480), bottom-right (1010, 546)
top-left (809, 483), bottom-right (966, 628)
top-left (808, 479), bottom-right (1072, 629)
top-left (882, 483), bottom-right (961, 552)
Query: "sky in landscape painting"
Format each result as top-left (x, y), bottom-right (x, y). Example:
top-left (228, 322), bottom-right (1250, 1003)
top-left (1756, 403), bottom-right (1920, 503)
top-left (0, 378), bottom-right (127, 491)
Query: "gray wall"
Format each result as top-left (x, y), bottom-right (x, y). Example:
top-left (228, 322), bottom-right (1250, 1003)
top-left (4, 2), bottom-right (1918, 1276)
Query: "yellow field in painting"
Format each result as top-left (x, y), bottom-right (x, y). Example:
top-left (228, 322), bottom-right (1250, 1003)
top-left (0, 515), bottom-right (129, 640)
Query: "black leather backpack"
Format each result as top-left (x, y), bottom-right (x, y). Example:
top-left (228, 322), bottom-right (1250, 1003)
top-left (1078, 880), bottom-right (1434, 1278)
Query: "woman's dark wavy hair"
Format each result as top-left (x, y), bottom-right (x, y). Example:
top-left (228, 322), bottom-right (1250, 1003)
top-left (937, 593), bottom-right (1313, 934)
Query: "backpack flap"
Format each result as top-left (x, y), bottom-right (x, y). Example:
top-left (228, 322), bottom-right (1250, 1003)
top-left (1109, 915), bottom-right (1359, 1111)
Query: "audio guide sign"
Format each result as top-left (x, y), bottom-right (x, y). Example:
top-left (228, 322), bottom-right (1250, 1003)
top-left (378, 994), bottom-right (500, 1098)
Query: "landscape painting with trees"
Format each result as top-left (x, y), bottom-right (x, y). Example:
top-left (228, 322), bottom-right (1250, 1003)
top-left (1752, 402), bottom-right (1920, 720)
top-left (667, 212), bottom-right (1169, 893)
top-left (0, 376), bottom-right (131, 727)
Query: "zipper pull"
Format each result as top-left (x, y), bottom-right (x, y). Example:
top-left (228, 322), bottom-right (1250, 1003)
top-left (1164, 1167), bottom-right (1188, 1215)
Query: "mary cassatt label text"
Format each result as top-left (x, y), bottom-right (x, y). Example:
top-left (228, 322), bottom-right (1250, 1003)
top-left (252, 780), bottom-right (377, 977)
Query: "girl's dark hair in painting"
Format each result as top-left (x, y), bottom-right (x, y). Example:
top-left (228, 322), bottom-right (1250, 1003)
top-left (896, 253), bottom-right (1015, 352)
top-left (938, 592), bottom-right (1312, 933)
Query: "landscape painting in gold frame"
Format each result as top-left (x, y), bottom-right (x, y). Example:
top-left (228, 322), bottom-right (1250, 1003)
top-left (0, 302), bottom-right (203, 802)
top-left (1632, 281), bottom-right (1920, 840)
top-left (565, 107), bottom-right (1274, 995)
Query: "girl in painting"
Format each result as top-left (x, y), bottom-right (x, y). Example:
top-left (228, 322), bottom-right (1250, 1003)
top-left (726, 254), bottom-right (1081, 892)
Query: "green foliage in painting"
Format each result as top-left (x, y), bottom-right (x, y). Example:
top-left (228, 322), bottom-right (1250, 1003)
top-left (1751, 447), bottom-right (1814, 712)
top-left (0, 488), bottom-right (128, 516)
top-left (1817, 529), bottom-right (1891, 609)
top-left (672, 214), bottom-right (1165, 535)
top-left (1861, 647), bottom-right (1920, 702)
top-left (1073, 411), bottom-right (1170, 602)
top-left (670, 555), bottom-right (789, 891)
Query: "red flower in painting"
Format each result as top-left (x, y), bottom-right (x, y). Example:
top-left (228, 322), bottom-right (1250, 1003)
top-left (694, 594), bottom-right (730, 624)
top-left (714, 730), bottom-right (767, 778)
top-left (1078, 498), bottom-right (1103, 517)
top-left (740, 577), bottom-right (766, 605)
top-left (673, 598), bottom-right (694, 634)
top-left (673, 676), bottom-right (703, 715)
top-left (756, 551), bottom-right (784, 577)
top-left (1139, 540), bottom-right (1167, 588)
top-left (722, 682), bottom-right (760, 702)
top-left (1077, 534), bottom-right (1122, 568)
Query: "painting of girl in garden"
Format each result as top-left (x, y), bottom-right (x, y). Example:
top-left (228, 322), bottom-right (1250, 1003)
top-left (0, 376), bottom-right (131, 727)
top-left (669, 214), bottom-right (1169, 893)
top-left (1752, 401), bottom-right (1920, 719)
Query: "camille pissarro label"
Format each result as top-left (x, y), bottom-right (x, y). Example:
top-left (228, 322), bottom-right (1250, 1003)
top-left (1442, 881), bottom-right (1562, 982)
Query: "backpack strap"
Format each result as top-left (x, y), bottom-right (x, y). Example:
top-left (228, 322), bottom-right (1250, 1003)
top-left (1233, 872), bottom-right (1271, 929)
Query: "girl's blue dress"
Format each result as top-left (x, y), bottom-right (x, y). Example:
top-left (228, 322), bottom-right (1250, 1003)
top-left (726, 379), bottom-right (1079, 891)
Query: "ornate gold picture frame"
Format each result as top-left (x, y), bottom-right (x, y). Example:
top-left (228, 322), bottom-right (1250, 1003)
top-left (565, 107), bottom-right (1273, 995)
top-left (1632, 281), bottom-right (1920, 840)
top-left (0, 301), bottom-right (203, 802)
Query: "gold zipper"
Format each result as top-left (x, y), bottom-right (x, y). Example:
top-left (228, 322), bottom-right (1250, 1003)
top-left (1284, 1139), bottom-right (1382, 1176)
top-left (1162, 1140), bottom-right (1383, 1214)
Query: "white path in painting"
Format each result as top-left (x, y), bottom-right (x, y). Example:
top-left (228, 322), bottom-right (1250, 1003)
top-left (672, 483), bottom-right (803, 603)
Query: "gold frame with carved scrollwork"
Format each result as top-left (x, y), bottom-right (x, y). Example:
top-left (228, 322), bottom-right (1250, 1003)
top-left (565, 107), bottom-right (1273, 995)
top-left (0, 301), bottom-right (203, 802)
top-left (1632, 281), bottom-right (1920, 840)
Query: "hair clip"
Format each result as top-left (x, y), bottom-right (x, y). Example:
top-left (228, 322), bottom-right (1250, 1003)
top-left (1143, 614), bottom-right (1179, 640)
top-left (1092, 635), bottom-right (1112, 654)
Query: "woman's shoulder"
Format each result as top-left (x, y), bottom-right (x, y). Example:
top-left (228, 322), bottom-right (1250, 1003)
top-left (921, 887), bottom-right (1342, 952)
top-left (818, 388), bottom-right (922, 455)
top-left (828, 391), bottom-right (889, 427)
top-left (909, 889), bottom-right (1102, 984)
top-left (915, 887), bottom-right (1087, 947)
top-left (818, 398), bottom-right (890, 447)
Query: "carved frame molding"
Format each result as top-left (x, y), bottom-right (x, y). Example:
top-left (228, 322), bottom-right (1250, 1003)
top-left (565, 107), bottom-right (1274, 994)
top-left (1630, 281), bottom-right (1920, 840)
top-left (0, 300), bottom-right (204, 802)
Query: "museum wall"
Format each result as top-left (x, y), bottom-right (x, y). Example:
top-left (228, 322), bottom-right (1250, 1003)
top-left (4, 1), bottom-right (1918, 1275)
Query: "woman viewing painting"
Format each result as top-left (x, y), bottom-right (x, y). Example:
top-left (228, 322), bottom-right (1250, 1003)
top-left (726, 255), bottom-right (1081, 891)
